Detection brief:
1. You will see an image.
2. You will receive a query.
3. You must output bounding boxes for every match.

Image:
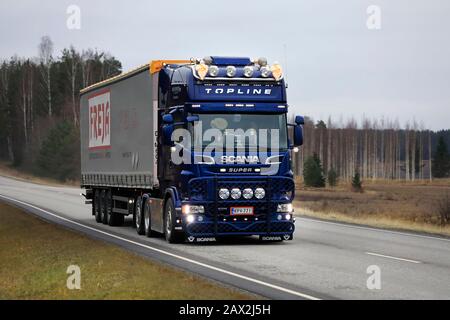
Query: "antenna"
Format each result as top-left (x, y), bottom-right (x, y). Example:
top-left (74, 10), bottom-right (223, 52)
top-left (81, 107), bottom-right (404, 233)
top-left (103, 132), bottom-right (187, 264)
top-left (283, 44), bottom-right (288, 88)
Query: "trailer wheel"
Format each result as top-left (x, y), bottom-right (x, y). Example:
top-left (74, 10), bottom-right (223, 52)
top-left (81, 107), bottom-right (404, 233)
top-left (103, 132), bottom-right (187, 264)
top-left (110, 212), bottom-right (125, 226)
top-left (101, 190), bottom-right (109, 225)
top-left (105, 190), bottom-right (124, 226)
top-left (94, 189), bottom-right (102, 223)
top-left (135, 195), bottom-right (145, 235)
top-left (164, 199), bottom-right (184, 244)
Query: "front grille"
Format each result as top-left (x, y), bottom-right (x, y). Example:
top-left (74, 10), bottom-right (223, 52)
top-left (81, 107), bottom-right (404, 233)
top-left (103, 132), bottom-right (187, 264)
top-left (186, 176), bottom-right (295, 236)
top-left (206, 201), bottom-right (275, 220)
top-left (217, 180), bottom-right (268, 202)
top-left (188, 176), bottom-right (295, 201)
top-left (189, 179), bottom-right (208, 200)
top-left (186, 221), bottom-right (293, 235)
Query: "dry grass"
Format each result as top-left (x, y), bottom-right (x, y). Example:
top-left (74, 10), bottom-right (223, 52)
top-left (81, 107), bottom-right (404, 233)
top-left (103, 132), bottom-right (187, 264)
top-left (0, 161), bottom-right (79, 187)
top-left (0, 202), bottom-right (253, 300)
top-left (294, 178), bottom-right (450, 237)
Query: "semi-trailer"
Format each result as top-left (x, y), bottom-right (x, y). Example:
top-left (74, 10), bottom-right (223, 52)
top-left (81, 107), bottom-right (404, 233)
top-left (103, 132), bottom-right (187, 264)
top-left (80, 56), bottom-right (304, 243)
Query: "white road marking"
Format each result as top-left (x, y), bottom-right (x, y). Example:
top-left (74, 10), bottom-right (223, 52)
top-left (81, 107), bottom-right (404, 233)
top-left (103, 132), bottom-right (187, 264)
top-left (296, 216), bottom-right (450, 243)
top-left (0, 194), bottom-right (321, 300)
top-left (365, 252), bottom-right (422, 264)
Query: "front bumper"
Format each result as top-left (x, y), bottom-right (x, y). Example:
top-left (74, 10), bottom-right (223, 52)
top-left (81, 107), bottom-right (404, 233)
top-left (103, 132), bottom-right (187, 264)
top-left (183, 175), bottom-right (296, 238)
top-left (184, 219), bottom-right (295, 237)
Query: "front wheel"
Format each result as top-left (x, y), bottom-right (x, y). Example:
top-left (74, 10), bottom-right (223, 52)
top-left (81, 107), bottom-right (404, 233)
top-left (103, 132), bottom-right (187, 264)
top-left (164, 199), bottom-right (184, 244)
top-left (143, 196), bottom-right (153, 237)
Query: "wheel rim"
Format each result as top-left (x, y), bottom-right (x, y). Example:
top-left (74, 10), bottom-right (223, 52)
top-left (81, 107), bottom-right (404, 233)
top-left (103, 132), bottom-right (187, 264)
top-left (144, 204), bottom-right (150, 231)
top-left (166, 205), bottom-right (172, 236)
top-left (95, 194), bottom-right (100, 217)
top-left (106, 193), bottom-right (111, 218)
top-left (101, 193), bottom-right (105, 220)
top-left (135, 200), bottom-right (141, 228)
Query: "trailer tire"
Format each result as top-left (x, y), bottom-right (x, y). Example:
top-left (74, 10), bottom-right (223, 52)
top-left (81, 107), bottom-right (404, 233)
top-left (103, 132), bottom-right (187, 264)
top-left (110, 213), bottom-right (125, 226)
top-left (135, 195), bottom-right (145, 235)
top-left (101, 190), bottom-right (109, 225)
top-left (164, 199), bottom-right (184, 244)
top-left (106, 190), bottom-right (124, 226)
top-left (94, 189), bottom-right (102, 223)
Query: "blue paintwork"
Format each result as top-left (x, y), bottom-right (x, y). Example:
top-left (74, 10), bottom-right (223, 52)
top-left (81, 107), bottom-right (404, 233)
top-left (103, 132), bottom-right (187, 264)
top-left (185, 102), bottom-right (287, 113)
top-left (210, 56), bottom-right (252, 66)
top-left (160, 57), bottom-right (300, 239)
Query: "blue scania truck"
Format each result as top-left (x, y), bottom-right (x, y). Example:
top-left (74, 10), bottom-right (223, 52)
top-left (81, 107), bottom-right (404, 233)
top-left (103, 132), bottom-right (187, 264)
top-left (80, 56), bottom-right (304, 243)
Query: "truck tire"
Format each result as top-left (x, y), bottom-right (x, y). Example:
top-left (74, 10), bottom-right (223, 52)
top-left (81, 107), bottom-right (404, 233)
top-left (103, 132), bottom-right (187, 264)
top-left (94, 189), bottom-right (102, 223)
top-left (164, 199), bottom-right (184, 244)
top-left (143, 195), bottom-right (153, 237)
top-left (135, 195), bottom-right (145, 235)
top-left (105, 190), bottom-right (124, 226)
top-left (110, 212), bottom-right (125, 226)
top-left (101, 190), bottom-right (109, 225)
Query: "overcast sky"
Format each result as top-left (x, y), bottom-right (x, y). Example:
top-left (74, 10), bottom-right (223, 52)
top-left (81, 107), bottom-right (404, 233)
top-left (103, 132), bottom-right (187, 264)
top-left (1, 0), bottom-right (449, 130)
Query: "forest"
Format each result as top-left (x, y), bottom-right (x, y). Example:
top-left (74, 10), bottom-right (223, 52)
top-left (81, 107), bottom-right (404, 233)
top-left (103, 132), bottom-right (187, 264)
top-left (291, 117), bottom-right (450, 182)
top-left (0, 36), bottom-right (121, 180)
top-left (0, 36), bottom-right (449, 182)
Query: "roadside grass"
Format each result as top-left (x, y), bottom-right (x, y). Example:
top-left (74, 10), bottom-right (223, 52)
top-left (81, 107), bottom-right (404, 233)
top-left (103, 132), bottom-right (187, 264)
top-left (294, 178), bottom-right (450, 237)
top-left (0, 161), bottom-right (79, 187)
top-left (0, 202), bottom-right (253, 300)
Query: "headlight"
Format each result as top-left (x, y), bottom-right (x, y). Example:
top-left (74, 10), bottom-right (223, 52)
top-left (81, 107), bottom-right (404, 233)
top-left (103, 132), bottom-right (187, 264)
top-left (243, 66), bottom-right (254, 78)
top-left (260, 66), bottom-right (271, 78)
top-left (219, 188), bottom-right (230, 200)
top-left (277, 203), bottom-right (293, 213)
top-left (186, 215), bottom-right (195, 223)
top-left (230, 188), bottom-right (241, 199)
top-left (285, 214), bottom-right (291, 221)
top-left (226, 65), bottom-right (236, 77)
top-left (182, 205), bottom-right (205, 214)
top-left (242, 188), bottom-right (253, 199)
top-left (254, 188), bottom-right (265, 199)
top-left (208, 65), bottom-right (219, 77)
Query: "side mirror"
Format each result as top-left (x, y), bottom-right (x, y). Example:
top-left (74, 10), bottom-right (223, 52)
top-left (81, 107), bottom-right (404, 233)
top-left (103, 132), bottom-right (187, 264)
top-left (186, 115), bottom-right (199, 123)
top-left (293, 125), bottom-right (303, 147)
top-left (162, 113), bottom-right (174, 124)
top-left (295, 115), bottom-right (305, 125)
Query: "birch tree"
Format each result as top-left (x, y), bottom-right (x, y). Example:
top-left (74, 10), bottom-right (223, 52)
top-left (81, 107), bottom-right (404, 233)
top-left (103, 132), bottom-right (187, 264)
top-left (38, 36), bottom-right (53, 117)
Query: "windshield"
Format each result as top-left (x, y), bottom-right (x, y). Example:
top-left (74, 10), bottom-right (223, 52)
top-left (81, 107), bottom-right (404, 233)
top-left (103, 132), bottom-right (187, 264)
top-left (190, 113), bottom-right (288, 152)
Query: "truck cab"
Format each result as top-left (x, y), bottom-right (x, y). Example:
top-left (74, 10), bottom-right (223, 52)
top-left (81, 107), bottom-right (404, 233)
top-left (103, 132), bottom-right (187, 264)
top-left (156, 56), bottom-right (304, 242)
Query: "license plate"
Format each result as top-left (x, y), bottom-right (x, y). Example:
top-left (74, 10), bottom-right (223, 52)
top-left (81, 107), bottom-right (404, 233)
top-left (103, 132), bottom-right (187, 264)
top-left (230, 206), bottom-right (254, 215)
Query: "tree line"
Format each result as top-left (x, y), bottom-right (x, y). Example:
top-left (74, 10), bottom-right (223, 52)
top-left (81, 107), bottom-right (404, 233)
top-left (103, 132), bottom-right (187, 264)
top-left (292, 116), bottom-right (450, 183)
top-left (0, 36), bottom-right (121, 180)
top-left (0, 37), bottom-right (448, 182)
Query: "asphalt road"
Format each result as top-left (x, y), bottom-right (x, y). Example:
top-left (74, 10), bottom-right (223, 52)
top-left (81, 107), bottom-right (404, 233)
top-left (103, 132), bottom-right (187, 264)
top-left (0, 175), bottom-right (449, 300)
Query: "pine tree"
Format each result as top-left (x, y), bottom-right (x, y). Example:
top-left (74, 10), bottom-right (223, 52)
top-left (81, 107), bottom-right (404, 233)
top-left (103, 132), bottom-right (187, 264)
top-left (303, 153), bottom-right (326, 188)
top-left (327, 168), bottom-right (338, 187)
top-left (432, 136), bottom-right (450, 178)
top-left (351, 171), bottom-right (363, 192)
top-left (37, 121), bottom-right (79, 181)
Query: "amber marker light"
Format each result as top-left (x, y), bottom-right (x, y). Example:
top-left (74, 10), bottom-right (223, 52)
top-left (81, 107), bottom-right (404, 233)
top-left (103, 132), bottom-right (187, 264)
top-left (270, 62), bottom-right (283, 81)
top-left (195, 62), bottom-right (209, 80)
